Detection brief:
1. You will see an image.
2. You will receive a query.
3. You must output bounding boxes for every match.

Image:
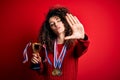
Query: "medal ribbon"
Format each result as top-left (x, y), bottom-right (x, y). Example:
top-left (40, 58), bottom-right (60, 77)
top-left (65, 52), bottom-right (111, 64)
top-left (43, 44), bottom-right (52, 65)
top-left (54, 40), bottom-right (67, 69)
top-left (43, 40), bottom-right (67, 69)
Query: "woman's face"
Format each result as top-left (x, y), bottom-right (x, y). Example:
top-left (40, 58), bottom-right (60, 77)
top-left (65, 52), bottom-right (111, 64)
top-left (49, 16), bottom-right (65, 35)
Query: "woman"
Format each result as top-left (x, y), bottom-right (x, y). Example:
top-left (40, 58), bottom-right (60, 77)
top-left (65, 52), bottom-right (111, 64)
top-left (31, 6), bottom-right (90, 80)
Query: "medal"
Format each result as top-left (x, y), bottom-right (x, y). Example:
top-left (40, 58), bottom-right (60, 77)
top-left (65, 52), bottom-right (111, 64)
top-left (52, 68), bottom-right (62, 76)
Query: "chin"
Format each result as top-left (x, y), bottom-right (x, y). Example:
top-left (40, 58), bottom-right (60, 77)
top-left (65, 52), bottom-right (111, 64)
top-left (54, 29), bottom-right (65, 35)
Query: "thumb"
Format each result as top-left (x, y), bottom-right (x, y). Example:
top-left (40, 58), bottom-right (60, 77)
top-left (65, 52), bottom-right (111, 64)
top-left (64, 36), bottom-right (73, 40)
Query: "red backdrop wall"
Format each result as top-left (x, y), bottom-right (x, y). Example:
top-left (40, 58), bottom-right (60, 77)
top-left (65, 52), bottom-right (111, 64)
top-left (0, 0), bottom-right (120, 80)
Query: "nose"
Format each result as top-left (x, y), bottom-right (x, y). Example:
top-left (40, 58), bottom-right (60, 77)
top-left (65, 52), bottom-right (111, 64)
top-left (54, 22), bottom-right (59, 27)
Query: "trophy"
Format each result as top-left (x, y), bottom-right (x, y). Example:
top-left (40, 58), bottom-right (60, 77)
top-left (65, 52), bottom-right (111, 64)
top-left (31, 42), bottom-right (42, 70)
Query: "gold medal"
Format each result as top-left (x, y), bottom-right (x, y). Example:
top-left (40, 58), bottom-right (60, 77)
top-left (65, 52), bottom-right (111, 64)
top-left (52, 69), bottom-right (62, 76)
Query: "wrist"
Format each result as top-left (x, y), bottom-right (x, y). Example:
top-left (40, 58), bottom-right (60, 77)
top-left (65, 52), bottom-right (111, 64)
top-left (78, 34), bottom-right (88, 40)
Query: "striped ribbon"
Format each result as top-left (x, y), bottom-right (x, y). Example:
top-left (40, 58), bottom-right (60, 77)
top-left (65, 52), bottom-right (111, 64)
top-left (22, 42), bottom-right (31, 63)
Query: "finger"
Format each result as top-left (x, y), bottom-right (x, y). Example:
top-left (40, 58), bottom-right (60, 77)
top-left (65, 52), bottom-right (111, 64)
top-left (33, 53), bottom-right (41, 61)
top-left (31, 57), bottom-right (40, 63)
top-left (31, 60), bottom-right (38, 64)
top-left (66, 13), bottom-right (75, 25)
top-left (33, 53), bottom-right (40, 58)
top-left (38, 56), bottom-right (41, 62)
top-left (35, 56), bottom-right (41, 62)
top-left (37, 54), bottom-right (41, 58)
top-left (31, 58), bottom-right (38, 64)
top-left (33, 57), bottom-right (40, 62)
top-left (66, 15), bottom-right (72, 27)
top-left (74, 16), bottom-right (81, 24)
top-left (32, 53), bottom-right (39, 56)
top-left (32, 54), bottom-right (37, 58)
top-left (74, 16), bottom-right (84, 30)
top-left (69, 14), bottom-right (77, 24)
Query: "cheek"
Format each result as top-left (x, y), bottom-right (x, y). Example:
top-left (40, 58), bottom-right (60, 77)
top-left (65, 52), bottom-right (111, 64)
top-left (50, 25), bottom-right (55, 30)
top-left (50, 27), bottom-right (56, 32)
top-left (62, 27), bottom-right (65, 31)
top-left (61, 24), bottom-right (65, 30)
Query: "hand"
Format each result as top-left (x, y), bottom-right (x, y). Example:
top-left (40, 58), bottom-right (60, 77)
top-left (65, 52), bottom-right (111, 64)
top-left (31, 52), bottom-right (41, 64)
top-left (65, 13), bottom-right (85, 40)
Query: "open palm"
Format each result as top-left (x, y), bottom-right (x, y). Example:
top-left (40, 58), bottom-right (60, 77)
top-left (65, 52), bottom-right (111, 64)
top-left (65, 13), bottom-right (85, 40)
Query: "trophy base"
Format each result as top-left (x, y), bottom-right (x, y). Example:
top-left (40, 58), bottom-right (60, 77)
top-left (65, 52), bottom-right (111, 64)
top-left (31, 63), bottom-right (40, 70)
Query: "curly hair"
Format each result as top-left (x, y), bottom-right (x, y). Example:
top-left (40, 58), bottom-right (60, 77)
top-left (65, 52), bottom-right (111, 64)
top-left (38, 6), bottom-right (74, 52)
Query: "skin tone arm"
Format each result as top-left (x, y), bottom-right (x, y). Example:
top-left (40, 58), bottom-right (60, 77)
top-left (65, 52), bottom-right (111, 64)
top-left (65, 13), bottom-right (85, 40)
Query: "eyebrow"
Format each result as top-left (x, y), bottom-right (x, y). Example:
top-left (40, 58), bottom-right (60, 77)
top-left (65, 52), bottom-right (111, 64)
top-left (55, 17), bottom-right (60, 20)
top-left (49, 17), bottom-right (61, 23)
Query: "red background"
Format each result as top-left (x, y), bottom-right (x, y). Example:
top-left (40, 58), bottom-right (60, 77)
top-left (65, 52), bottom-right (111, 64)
top-left (0, 0), bottom-right (120, 80)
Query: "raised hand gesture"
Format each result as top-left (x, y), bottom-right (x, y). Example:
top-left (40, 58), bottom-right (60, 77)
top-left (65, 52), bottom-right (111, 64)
top-left (65, 13), bottom-right (85, 40)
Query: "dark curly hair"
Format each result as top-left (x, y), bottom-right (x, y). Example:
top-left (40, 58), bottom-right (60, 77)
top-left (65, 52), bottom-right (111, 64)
top-left (38, 6), bottom-right (74, 52)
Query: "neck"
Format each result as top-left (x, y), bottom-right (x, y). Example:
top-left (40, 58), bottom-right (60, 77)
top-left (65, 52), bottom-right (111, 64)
top-left (56, 33), bottom-right (65, 44)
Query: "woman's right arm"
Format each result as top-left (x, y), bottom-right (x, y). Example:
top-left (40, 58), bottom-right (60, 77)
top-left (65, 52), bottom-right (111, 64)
top-left (31, 52), bottom-right (44, 74)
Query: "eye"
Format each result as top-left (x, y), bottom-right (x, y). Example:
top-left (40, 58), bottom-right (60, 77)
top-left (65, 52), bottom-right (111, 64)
top-left (56, 17), bottom-right (61, 22)
top-left (50, 22), bottom-right (55, 27)
top-left (57, 19), bottom-right (61, 22)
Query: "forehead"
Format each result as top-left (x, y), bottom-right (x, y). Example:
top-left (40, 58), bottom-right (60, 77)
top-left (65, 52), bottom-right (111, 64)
top-left (49, 16), bottom-right (60, 22)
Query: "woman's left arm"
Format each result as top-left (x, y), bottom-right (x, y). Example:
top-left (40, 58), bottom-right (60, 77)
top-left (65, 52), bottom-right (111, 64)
top-left (65, 13), bottom-right (90, 57)
top-left (74, 34), bottom-right (90, 58)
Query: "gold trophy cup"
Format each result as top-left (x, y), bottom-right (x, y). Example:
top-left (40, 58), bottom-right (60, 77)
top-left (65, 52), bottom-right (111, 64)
top-left (31, 42), bottom-right (42, 70)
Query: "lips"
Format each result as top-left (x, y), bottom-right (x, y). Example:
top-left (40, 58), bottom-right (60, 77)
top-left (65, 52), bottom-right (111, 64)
top-left (57, 27), bottom-right (60, 30)
top-left (55, 27), bottom-right (61, 30)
